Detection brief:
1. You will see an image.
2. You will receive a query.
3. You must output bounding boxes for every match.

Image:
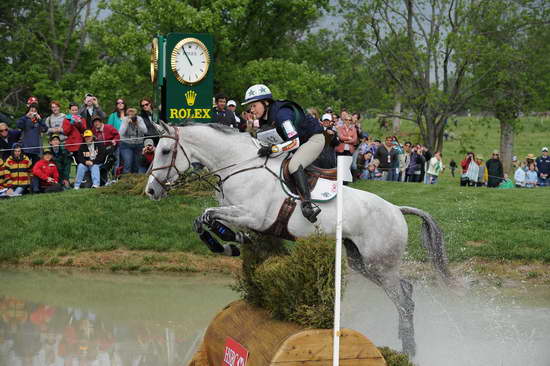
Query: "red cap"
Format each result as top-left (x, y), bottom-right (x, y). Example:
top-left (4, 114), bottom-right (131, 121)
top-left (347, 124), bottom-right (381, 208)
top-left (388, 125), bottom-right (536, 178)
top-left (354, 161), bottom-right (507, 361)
top-left (27, 96), bottom-right (38, 105)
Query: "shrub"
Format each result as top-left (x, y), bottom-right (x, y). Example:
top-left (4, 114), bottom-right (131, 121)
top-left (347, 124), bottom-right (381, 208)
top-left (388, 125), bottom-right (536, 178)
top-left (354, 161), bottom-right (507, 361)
top-left (378, 347), bottom-right (415, 366)
top-left (235, 232), bottom-right (345, 329)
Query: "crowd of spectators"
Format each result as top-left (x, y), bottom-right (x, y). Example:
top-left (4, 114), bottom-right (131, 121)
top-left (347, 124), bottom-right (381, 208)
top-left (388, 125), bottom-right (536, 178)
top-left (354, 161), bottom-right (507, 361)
top-left (0, 94), bottom-right (158, 197)
top-left (1, 94), bottom-right (549, 197)
top-left (458, 148), bottom-right (550, 188)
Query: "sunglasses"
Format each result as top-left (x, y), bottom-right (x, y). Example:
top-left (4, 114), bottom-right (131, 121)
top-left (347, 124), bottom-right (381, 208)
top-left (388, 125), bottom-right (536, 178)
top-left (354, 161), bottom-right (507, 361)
top-left (0, 129), bottom-right (7, 132)
top-left (117, 101), bottom-right (125, 104)
top-left (141, 103), bottom-right (150, 107)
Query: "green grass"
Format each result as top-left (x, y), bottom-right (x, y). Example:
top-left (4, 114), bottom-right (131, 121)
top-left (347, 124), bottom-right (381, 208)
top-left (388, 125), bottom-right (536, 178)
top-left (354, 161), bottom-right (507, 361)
top-left (1, 116), bottom-right (549, 264)
top-left (0, 184), bottom-right (214, 262)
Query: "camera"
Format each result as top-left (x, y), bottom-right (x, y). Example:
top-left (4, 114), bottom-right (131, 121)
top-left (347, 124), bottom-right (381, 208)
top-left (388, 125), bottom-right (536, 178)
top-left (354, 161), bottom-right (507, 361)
top-left (131, 116), bottom-right (137, 123)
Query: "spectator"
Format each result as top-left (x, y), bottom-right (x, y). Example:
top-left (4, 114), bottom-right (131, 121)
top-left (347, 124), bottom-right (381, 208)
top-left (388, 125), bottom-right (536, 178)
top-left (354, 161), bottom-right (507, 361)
top-left (361, 160), bottom-right (383, 180)
top-left (352, 114), bottom-right (362, 141)
top-left (426, 151), bottom-right (444, 184)
top-left (374, 136), bottom-right (398, 181)
top-left (139, 138), bottom-right (155, 173)
top-left (475, 155), bottom-right (488, 187)
top-left (16, 104), bottom-right (47, 165)
top-left (335, 115), bottom-right (358, 156)
top-left (525, 153), bottom-right (536, 170)
top-left (92, 115), bottom-right (120, 149)
top-left (45, 101), bottom-right (66, 141)
top-left (525, 163), bottom-right (538, 188)
top-left (497, 173), bottom-right (514, 189)
top-left (390, 136), bottom-right (403, 182)
top-left (306, 108), bottom-right (320, 121)
top-left (74, 130), bottom-right (106, 189)
top-left (449, 159), bottom-right (457, 177)
top-left (0, 122), bottom-right (21, 160)
top-left (49, 134), bottom-right (71, 189)
top-left (79, 93), bottom-right (106, 127)
top-left (139, 98), bottom-right (158, 144)
top-left (460, 152), bottom-right (476, 186)
top-left (421, 146), bottom-right (432, 184)
top-left (32, 149), bottom-right (62, 193)
top-left (317, 113), bottom-right (339, 168)
top-left (511, 155), bottom-right (519, 170)
top-left (4, 143), bottom-right (32, 196)
top-left (119, 108), bottom-right (147, 174)
top-left (62, 103), bottom-right (87, 154)
top-left (0, 156), bottom-right (10, 194)
top-left (107, 98), bottom-right (127, 131)
top-left (485, 150), bottom-right (504, 188)
top-left (357, 151), bottom-right (374, 178)
top-left (212, 93), bottom-right (236, 127)
top-left (535, 147), bottom-right (549, 186)
top-left (398, 141), bottom-right (411, 182)
top-left (514, 162), bottom-right (526, 187)
top-left (406, 145), bottom-right (422, 182)
top-left (227, 100), bottom-right (241, 129)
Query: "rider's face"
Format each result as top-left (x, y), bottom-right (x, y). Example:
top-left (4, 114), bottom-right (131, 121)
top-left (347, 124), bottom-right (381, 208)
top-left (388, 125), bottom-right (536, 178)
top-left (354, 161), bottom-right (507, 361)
top-left (250, 101), bottom-right (265, 119)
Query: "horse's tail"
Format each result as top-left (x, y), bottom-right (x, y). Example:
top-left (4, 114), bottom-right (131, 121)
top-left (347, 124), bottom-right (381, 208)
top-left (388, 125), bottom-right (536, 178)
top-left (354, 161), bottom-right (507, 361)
top-left (400, 206), bottom-right (452, 285)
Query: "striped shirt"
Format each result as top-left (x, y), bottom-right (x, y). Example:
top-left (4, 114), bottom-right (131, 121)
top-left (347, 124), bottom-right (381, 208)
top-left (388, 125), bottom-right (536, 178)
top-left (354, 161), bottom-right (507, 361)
top-left (5, 155), bottom-right (32, 187)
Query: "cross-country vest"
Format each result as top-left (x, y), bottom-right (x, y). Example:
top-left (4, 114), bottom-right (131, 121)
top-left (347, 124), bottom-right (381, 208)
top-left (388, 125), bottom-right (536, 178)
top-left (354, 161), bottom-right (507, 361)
top-left (265, 100), bottom-right (323, 144)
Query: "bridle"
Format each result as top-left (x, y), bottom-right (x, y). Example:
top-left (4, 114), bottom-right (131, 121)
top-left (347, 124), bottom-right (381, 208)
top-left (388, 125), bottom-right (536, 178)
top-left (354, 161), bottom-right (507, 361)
top-left (149, 125), bottom-right (285, 196)
top-left (150, 126), bottom-right (193, 192)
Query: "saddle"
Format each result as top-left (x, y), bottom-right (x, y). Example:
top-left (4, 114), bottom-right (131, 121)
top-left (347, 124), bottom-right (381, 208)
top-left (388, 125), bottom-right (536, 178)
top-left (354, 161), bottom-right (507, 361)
top-left (281, 158), bottom-right (337, 197)
top-left (261, 159), bottom-right (337, 241)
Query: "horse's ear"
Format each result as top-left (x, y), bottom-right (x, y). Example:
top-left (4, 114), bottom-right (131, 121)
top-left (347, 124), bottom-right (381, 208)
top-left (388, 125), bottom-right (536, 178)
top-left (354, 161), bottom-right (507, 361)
top-left (159, 120), bottom-right (172, 134)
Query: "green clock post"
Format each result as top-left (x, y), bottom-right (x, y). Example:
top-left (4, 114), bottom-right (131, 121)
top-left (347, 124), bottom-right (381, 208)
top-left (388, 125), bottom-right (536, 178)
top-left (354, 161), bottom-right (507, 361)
top-left (150, 33), bottom-right (214, 124)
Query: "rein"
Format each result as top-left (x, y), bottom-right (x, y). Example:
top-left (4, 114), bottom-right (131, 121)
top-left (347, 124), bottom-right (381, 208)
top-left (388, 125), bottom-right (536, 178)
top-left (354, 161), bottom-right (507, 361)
top-left (150, 127), bottom-right (285, 197)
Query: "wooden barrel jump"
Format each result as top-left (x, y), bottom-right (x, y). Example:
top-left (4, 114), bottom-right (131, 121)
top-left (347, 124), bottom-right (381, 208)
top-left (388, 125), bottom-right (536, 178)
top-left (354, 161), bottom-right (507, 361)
top-left (188, 300), bottom-right (386, 366)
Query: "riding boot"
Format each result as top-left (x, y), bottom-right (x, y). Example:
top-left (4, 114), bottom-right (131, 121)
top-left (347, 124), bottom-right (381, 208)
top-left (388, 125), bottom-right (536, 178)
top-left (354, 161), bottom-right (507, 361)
top-left (291, 165), bottom-right (321, 223)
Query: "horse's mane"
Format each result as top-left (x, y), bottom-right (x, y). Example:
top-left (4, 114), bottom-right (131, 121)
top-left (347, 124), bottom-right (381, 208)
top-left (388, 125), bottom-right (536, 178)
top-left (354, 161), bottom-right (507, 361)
top-left (179, 122), bottom-right (241, 135)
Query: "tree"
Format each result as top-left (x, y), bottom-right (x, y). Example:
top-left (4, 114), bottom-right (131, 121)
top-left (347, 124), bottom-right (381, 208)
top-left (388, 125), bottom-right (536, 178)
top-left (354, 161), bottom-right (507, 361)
top-left (339, 0), bottom-right (517, 152)
top-left (0, 0), bottom-right (98, 114)
top-left (471, 0), bottom-right (550, 173)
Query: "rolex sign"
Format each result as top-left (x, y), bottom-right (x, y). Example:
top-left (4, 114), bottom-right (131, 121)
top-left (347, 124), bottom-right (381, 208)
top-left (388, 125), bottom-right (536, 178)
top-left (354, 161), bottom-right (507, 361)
top-left (152, 33), bottom-right (214, 124)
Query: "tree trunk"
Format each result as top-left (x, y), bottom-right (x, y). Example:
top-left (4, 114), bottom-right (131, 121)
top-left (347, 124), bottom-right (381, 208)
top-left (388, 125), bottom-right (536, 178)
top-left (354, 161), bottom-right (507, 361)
top-left (499, 119), bottom-right (514, 175)
top-left (392, 98), bottom-right (401, 133)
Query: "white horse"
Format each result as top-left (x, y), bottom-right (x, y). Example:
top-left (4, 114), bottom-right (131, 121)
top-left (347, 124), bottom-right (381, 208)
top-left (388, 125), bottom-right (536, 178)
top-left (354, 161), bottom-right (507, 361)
top-left (145, 122), bottom-right (451, 356)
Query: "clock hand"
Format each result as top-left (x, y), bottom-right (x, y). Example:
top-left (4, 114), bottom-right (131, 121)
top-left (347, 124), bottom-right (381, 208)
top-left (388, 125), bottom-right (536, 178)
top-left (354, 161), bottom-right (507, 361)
top-left (182, 47), bottom-right (193, 66)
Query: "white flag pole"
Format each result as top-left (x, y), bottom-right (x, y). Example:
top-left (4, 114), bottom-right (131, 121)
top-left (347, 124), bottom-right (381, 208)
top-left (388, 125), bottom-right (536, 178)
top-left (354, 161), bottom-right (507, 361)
top-left (333, 155), bottom-right (349, 366)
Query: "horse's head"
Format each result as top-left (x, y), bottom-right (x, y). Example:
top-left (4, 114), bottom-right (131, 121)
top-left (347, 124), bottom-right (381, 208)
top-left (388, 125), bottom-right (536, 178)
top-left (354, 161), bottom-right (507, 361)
top-left (145, 121), bottom-right (191, 200)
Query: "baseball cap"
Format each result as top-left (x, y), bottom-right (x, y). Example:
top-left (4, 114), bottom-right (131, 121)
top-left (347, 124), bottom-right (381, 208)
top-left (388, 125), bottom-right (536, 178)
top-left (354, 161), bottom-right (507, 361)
top-left (49, 134), bottom-right (60, 142)
top-left (43, 149), bottom-right (53, 155)
top-left (325, 107), bottom-right (333, 113)
top-left (144, 139), bottom-right (154, 146)
top-left (542, 147), bottom-right (548, 152)
top-left (85, 93), bottom-right (94, 98)
top-left (83, 130), bottom-right (94, 138)
top-left (321, 113), bottom-right (332, 121)
top-left (512, 155), bottom-right (517, 161)
top-left (227, 100), bottom-right (237, 107)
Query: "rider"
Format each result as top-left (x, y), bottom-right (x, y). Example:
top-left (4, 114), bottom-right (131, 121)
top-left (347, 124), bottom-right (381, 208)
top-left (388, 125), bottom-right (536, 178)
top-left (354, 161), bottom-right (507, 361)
top-left (242, 84), bottom-right (325, 223)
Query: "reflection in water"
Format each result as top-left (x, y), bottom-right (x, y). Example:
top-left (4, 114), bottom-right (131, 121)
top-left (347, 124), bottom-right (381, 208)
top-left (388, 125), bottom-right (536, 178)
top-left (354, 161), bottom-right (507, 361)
top-left (1, 270), bottom-right (549, 366)
top-left (0, 271), bottom-right (237, 366)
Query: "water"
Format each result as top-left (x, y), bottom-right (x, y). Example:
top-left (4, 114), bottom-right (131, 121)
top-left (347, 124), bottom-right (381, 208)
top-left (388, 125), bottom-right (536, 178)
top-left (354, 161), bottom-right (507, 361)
top-left (0, 270), bottom-right (549, 366)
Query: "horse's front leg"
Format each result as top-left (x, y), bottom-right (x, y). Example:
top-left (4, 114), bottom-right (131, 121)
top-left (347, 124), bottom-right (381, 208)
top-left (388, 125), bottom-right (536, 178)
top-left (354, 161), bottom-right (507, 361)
top-left (194, 206), bottom-right (254, 256)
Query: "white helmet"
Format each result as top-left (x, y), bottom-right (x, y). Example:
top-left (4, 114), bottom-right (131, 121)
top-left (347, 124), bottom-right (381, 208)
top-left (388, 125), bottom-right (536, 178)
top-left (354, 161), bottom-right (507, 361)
top-left (242, 84), bottom-right (272, 105)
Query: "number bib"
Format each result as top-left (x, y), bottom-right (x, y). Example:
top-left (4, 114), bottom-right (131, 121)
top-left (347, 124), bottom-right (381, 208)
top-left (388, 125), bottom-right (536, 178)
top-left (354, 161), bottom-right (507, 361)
top-left (257, 128), bottom-right (284, 145)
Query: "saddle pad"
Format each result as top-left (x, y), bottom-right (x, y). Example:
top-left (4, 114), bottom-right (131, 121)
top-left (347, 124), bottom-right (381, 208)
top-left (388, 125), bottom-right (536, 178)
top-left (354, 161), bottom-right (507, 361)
top-left (281, 177), bottom-right (337, 202)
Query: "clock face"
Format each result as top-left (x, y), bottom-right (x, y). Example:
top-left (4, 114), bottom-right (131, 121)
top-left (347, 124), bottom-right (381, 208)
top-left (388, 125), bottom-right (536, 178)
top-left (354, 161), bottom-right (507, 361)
top-left (170, 38), bottom-right (210, 85)
top-left (150, 38), bottom-right (158, 83)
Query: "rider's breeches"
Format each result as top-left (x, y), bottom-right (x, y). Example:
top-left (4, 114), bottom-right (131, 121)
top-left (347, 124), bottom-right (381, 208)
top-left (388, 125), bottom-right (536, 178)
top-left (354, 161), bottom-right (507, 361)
top-left (289, 133), bottom-right (325, 174)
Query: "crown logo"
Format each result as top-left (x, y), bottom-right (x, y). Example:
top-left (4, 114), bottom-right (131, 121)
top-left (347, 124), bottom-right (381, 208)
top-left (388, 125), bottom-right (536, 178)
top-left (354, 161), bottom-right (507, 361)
top-left (185, 90), bottom-right (197, 106)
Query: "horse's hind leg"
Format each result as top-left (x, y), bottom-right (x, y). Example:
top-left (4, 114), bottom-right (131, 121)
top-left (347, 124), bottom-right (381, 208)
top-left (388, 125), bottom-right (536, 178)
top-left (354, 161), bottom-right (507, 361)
top-left (344, 239), bottom-right (416, 356)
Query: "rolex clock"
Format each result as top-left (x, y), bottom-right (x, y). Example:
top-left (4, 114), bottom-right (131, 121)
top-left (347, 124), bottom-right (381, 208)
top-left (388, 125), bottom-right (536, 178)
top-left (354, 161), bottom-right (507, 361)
top-left (170, 37), bottom-right (210, 85)
top-left (150, 37), bottom-right (159, 83)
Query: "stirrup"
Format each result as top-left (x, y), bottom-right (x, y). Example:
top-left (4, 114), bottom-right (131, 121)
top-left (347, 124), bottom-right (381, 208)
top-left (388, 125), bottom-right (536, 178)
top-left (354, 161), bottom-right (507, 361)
top-left (301, 201), bottom-right (321, 223)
